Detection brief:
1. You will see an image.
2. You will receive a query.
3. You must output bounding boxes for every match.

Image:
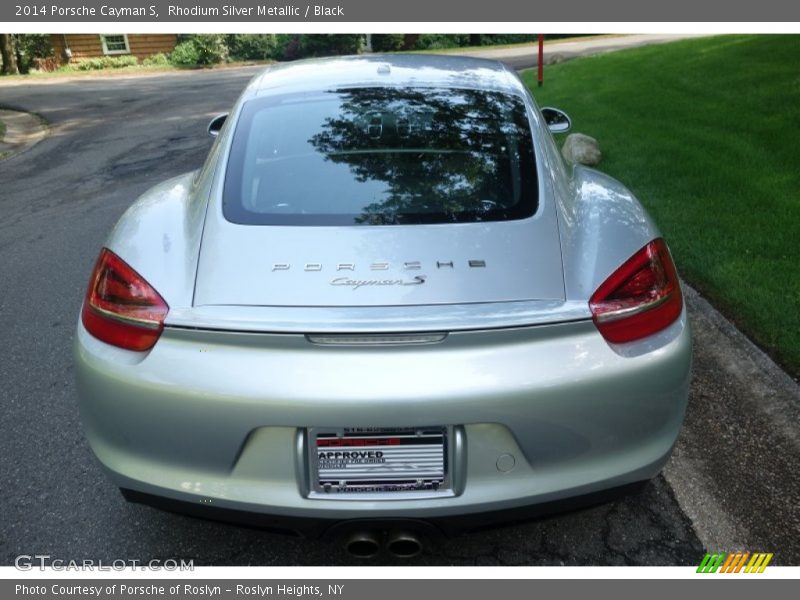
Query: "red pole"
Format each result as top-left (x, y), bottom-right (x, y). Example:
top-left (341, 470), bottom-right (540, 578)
top-left (537, 34), bottom-right (544, 87)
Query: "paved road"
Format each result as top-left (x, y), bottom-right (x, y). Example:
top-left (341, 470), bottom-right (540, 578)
top-left (1, 41), bottom-right (797, 566)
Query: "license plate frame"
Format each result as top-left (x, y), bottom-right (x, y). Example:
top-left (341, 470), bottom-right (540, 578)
top-left (307, 426), bottom-right (453, 500)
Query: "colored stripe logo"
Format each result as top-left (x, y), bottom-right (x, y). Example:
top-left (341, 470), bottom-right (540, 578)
top-left (697, 552), bottom-right (773, 573)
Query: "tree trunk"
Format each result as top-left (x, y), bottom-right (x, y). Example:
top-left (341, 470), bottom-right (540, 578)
top-left (1, 34), bottom-right (19, 75)
top-left (403, 35), bottom-right (419, 51)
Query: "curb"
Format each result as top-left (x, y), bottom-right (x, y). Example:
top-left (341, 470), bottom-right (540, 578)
top-left (684, 284), bottom-right (798, 390)
top-left (664, 282), bottom-right (800, 559)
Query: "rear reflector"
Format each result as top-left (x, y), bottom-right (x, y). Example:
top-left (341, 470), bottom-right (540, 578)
top-left (589, 238), bottom-right (682, 344)
top-left (81, 248), bottom-right (169, 351)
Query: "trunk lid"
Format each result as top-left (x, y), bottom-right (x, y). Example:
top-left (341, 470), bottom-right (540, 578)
top-left (193, 217), bottom-right (565, 307)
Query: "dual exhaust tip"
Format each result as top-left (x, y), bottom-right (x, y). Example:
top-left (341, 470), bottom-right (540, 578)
top-left (345, 530), bottom-right (423, 559)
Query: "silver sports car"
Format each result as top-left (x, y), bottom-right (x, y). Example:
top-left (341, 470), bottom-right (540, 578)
top-left (75, 55), bottom-right (690, 557)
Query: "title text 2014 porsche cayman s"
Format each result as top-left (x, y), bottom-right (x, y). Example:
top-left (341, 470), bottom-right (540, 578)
top-left (75, 55), bottom-right (690, 551)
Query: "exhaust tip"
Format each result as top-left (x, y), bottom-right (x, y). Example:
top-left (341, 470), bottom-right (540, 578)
top-left (345, 532), bottom-right (381, 559)
top-left (386, 531), bottom-right (423, 558)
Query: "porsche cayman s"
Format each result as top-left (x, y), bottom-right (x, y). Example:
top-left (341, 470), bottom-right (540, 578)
top-left (75, 55), bottom-right (690, 550)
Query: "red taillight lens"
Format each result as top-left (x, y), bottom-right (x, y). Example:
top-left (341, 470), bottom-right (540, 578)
top-left (81, 248), bottom-right (169, 351)
top-left (589, 238), bottom-right (683, 344)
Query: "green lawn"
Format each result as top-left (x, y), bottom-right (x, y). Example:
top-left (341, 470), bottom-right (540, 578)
top-left (0, 119), bottom-right (6, 141)
top-left (407, 34), bottom-right (619, 55)
top-left (522, 35), bottom-right (800, 376)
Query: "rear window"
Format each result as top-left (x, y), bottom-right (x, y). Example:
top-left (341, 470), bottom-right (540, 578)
top-left (223, 87), bottom-right (538, 226)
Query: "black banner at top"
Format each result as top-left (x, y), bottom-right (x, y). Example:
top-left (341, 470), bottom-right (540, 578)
top-left (4, 0), bottom-right (800, 22)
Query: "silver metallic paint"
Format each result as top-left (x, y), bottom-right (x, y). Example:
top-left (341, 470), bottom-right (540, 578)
top-left (76, 311), bottom-right (690, 517)
top-left (75, 55), bottom-right (691, 520)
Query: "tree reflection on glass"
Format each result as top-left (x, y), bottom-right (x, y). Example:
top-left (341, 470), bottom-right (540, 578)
top-left (307, 87), bottom-right (535, 225)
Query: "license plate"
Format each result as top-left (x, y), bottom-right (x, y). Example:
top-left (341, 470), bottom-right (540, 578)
top-left (308, 427), bottom-right (451, 498)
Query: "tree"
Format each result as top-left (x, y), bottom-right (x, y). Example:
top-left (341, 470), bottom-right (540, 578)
top-left (1, 34), bottom-right (19, 75)
top-left (298, 34), bottom-right (363, 58)
top-left (13, 34), bottom-right (53, 73)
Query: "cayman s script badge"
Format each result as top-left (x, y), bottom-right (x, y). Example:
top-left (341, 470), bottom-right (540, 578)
top-left (330, 275), bottom-right (427, 289)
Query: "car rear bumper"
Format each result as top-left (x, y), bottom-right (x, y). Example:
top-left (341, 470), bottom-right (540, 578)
top-left (75, 309), bottom-right (691, 526)
top-left (120, 479), bottom-right (651, 538)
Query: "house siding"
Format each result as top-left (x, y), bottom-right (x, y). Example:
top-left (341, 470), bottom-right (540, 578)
top-left (51, 34), bottom-right (177, 62)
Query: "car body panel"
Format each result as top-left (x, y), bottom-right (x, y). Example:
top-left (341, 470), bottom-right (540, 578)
top-left (102, 58), bottom-right (663, 329)
top-left (558, 165), bottom-right (663, 301)
top-left (164, 300), bottom-right (592, 334)
top-left (194, 212), bottom-right (567, 308)
top-left (194, 60), bottom-right (565, 308)
top-left (76, 55), bottom-right (691, 528)
top-left (76, 308), bottom-right (690, 518)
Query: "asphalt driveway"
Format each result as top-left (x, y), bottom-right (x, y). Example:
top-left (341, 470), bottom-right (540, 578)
top-left (0, 59), bottom-right (797, 566)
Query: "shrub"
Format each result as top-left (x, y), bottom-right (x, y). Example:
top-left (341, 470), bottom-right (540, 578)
top-left (170, 41), bottom-right (200, 66)
top-left (189, 34), bottom-right (228, 65)
top-left (142, 52), bottom-right (170, 67)
top-left (71, 55), bottom-right (138, 71)
top-left (298, 34), bottom-right (363, 58)
top-left (369, 34), bottom-right (405, 52)
top-left (170, 35), bottom-right (228, 66)
top-left (73, 58), bottom-right (100, 70)
top-left (412, 34), bottom-right (470, 50)
top-left (225, 34), bottom-right (277, 61)
top-left (479, 34), bottom-right (536, 45)
top-left (109, 55), bottom-right (138, 68)
top-left (32, 56), bottom-right (60, 72)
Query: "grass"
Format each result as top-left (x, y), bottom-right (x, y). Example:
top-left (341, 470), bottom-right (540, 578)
top-left (407, 34), bottom-right (619, 55)
top-left (522, 35), bottom-right (800, 377)
top-left (0, 63), bottom-right (176, 81)
top-left (0, 119), bottom-right (5, 141)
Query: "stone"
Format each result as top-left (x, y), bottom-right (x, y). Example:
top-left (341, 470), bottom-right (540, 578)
top-left (561, 132), bottom-right (602, 165)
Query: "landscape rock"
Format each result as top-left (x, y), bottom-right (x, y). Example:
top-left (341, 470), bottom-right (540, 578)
top-left (561, 132), bottom-right (602, 165)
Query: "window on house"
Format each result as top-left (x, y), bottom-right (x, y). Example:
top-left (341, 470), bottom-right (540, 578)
top-left (100, 35), bottom-right (130, 55)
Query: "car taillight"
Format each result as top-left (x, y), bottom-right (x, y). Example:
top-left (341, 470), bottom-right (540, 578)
top-left (589, 238), bottom-right (682, 344)
top-left (81, 248), bottom-right (169, 351)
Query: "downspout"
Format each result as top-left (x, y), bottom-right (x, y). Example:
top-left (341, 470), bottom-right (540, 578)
top-left (62, 34), bottom-right (72, 63)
